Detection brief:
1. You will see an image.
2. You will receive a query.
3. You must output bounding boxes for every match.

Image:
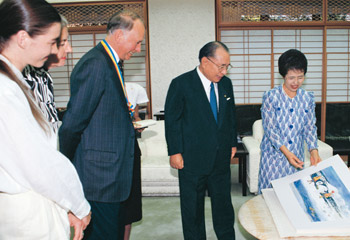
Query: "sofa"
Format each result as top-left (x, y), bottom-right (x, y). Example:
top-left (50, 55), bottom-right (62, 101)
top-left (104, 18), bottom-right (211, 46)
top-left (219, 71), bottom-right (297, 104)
top-left (138, 120), bottom-right (180, 196)
top-left (242, 119), bottom-right (333, 194)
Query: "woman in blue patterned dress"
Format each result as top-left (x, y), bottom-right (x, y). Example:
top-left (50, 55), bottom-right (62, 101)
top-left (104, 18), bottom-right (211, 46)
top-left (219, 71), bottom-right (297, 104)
top-left (258, 49), bottom-right (321, 193)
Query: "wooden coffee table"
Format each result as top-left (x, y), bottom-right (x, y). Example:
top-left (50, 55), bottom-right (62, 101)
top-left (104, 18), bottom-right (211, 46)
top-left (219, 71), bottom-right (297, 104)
top-left (238, 195), bottom-right (349, 240)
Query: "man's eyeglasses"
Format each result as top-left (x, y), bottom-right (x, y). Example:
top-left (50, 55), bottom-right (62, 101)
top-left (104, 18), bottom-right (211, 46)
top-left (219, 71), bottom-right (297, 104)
top-left (207, 57), bottom-right (233, 72)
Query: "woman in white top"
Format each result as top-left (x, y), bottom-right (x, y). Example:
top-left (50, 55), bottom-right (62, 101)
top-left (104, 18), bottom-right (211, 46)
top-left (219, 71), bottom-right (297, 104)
top-left (0, 0), bottom-right (91, 239)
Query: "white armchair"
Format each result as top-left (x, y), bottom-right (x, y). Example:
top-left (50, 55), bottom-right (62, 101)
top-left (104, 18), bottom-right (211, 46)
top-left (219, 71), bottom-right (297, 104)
top-left (138, 120), bottom-right (179, 196)
top-left (242, 119), bottom-right (333, 194)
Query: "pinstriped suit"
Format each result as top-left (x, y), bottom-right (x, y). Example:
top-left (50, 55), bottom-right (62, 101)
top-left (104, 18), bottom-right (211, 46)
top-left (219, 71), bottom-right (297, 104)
top-left (59, 42), bottom-right (135, 203)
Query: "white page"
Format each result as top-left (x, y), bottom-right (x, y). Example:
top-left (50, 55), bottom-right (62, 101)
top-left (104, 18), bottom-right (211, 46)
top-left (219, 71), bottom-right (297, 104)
top-left (271, 155), bottom-right (350, 236)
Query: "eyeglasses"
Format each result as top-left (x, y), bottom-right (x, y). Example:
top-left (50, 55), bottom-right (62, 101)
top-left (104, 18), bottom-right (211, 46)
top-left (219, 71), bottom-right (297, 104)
top-left (207, 57), bottom-right (233, 72)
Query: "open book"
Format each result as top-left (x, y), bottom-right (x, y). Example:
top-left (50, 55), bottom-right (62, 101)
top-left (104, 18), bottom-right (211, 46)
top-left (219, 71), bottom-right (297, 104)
top-left (262, 155), bottom-right (350, 238)
top-left (133, 119), bottom-right (157, 129)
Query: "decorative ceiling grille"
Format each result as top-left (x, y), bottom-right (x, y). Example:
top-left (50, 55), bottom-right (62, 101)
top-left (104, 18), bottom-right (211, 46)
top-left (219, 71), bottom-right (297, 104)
top-left (221, 0), bottom-right (324, 23)
top-left (55, 3), bottom-right (144, 28)
top-left (328, 0), bottom-right (350, 21)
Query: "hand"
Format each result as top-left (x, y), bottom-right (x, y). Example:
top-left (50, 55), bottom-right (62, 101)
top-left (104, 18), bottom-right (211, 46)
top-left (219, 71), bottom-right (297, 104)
top-left (231, 147), bottom-right (237, 161)
top-left (81, 212), bottom-right (91, 229)
top-left (310, 149), bottom-right (321, 166)
top-left (285, 151), bottom-right (304, 169)
top-left (170, 153), bottom-right (184, 169)
top-left (68, 212), bottom-right (91, 240)
top-left (280, 145), bottom-right (304, 169)
top-left (136, 127), bottom-right (145, 133)
top-left (133, 118), bottom-right (146, 132)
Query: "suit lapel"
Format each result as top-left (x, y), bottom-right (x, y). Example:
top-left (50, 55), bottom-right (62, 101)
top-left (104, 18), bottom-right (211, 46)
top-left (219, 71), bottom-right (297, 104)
top-left (191, 70), bottom-right (217, 125)
top-left (97, 43), bottom-right (129, 111)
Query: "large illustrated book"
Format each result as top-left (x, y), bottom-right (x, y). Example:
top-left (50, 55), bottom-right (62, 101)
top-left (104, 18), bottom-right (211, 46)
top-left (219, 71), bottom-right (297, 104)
top-left (262, 155), bottom-right (350, 237)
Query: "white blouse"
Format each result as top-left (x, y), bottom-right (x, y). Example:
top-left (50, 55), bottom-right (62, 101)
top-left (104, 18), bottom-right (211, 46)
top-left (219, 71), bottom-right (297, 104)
top-left (0, 55), bottom-right (90, 219)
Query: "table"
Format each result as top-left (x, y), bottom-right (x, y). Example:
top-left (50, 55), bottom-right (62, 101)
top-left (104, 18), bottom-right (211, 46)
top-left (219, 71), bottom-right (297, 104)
top-left (238, 195), bottom-right (349, 240)
top-left (325, 139), bottom-right (350, 167)
top-left (235, 142), bottom-right (248, 196)
top-left (153, 111), bottom-right (164, 120)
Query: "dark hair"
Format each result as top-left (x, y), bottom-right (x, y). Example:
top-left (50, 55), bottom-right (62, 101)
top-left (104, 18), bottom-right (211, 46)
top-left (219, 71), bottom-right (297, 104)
top-left (0, 0), bottom-right (61, 133)
top-left (107, 10), bottom-right (143, 34)
top-left (278, 49), bottom-right (308, 78)
top-left (0, 0), bottom-right (61, 51)
top-left (198, 41), bottom-right (229, 62)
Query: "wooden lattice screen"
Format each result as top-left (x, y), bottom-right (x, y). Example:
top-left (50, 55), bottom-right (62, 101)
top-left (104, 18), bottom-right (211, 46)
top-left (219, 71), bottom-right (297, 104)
top-left (54, 2), bottom-right (144, 28)
top-left (220, 0), bottom-right (350, 24)
top-left (328, 0), bottom-right (350, 21)
top-left (220, 0), bottom-right (324, 23)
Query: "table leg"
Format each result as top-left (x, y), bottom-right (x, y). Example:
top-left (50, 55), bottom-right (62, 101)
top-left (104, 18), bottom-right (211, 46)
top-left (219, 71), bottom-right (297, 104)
top-left (238, 156), bottom-right (242, 183)
top-left (242, 155), bottom-right (247, 196)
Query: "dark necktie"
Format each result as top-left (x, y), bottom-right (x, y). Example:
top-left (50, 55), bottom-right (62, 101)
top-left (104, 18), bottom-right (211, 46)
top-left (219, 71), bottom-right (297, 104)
top-left (118, 60), bottom-right (124, 76)
top-left (210, 82), bottom-right (218, 122)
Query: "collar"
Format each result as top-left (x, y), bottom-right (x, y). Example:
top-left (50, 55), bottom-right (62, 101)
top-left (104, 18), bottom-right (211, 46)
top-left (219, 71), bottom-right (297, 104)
top-left (103, 40), bottom-right (121, 63)
top-left (0, 54), bottom-right (29, 87)
top-left (281, 83), bottom-right (299, 99)
top-left (196, 66), bottom-right (216, 90)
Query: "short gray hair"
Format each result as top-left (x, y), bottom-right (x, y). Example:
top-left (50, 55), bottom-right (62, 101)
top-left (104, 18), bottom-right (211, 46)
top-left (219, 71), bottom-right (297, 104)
top-left (60, 14), bottom-right (68, 28)
top-left (107, 10), bottom-right (143, 34)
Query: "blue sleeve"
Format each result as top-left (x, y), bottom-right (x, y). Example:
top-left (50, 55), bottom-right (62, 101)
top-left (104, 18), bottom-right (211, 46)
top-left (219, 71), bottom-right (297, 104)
top-left (303, 92), bottom-right (318, 151)
top-left (261, 90), bottom-right (284, 151)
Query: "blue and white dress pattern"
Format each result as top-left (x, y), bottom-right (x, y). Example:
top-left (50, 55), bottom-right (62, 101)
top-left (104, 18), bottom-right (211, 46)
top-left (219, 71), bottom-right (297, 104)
top-left (258, 85), bottom-right (318, 193)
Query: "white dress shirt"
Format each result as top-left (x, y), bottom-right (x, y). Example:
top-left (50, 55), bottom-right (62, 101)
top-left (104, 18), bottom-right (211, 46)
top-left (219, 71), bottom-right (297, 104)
top-left (0, 54), bottom-right (90, 219)
top-left (196, 66), bottom-right (219, 109)
top-left (125, 82), bottom-right (149, 109)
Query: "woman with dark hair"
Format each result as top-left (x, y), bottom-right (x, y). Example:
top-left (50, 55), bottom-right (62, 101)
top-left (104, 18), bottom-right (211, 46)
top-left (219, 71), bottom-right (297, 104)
top-left (0, 0), bottom-right (90, 239)
top-left (23, 15), bottom-right (72, 133)
top-left (258, 49), bottom-right (321, 193)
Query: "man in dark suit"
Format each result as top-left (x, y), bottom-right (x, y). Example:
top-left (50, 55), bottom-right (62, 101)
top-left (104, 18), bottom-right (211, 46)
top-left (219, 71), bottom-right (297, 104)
top-left (165, 41), bottom-right (237, 240)
top-left (59, 11), bottom-right (145, 239)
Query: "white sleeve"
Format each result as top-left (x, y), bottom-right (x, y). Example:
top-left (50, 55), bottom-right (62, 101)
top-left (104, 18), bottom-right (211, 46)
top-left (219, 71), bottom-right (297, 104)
top-left (0, 87), bottom-right (90, 219)
top-left (135, 84), bottom-right (149, 105)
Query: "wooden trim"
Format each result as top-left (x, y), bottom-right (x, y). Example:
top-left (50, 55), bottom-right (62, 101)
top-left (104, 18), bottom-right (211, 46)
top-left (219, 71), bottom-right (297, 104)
top-left (219, 26), bottom-right (325, 31)
top-left (216, 0), bottom-right (220, 40)
top-left (320, 26), bottom-right (327, 141)
top-left (67, 26), bottom-right (107, 33)
top-left (143, 1), bottom-right (152, 118)
top-left (53, 1), bottom-right (146, 7)
top-left (219, 21), bottom-right (327, 28)
top-left (219, 21), bottom-right (350, 28)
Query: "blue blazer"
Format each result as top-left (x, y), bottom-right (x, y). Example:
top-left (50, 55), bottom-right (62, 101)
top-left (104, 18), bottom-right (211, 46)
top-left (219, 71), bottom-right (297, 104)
top-left (165, 69), bottom-right (237, 175)
top-left (59, 43), bottom-right (135, 202)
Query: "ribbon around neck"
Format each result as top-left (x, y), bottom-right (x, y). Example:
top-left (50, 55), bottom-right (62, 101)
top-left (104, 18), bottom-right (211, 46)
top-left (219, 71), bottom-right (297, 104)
top-left (101, 40), bottom-right (134, 118)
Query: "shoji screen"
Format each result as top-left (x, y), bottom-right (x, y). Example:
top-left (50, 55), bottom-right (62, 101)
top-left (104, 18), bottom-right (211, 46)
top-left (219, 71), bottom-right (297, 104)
top-left (326, 29), bottom-right (350, 102)
top-left (222, 30), bottom-right (272, 104)
top-left (49, 33), bottom-right (147, 108)
top-left (273, 29), bottom-right (323, 102)
top-left (221, 29), bottom-right (324, 104)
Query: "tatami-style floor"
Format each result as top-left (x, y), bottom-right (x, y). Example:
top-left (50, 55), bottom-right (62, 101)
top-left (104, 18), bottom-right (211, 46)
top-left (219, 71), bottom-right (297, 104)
top-left (130, 165), bottom-right (258, 240)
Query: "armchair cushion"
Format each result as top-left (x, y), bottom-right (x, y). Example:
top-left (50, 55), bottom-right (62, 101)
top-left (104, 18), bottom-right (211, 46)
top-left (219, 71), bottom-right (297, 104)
top-left (138, 120), bottom-right (179, 196)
